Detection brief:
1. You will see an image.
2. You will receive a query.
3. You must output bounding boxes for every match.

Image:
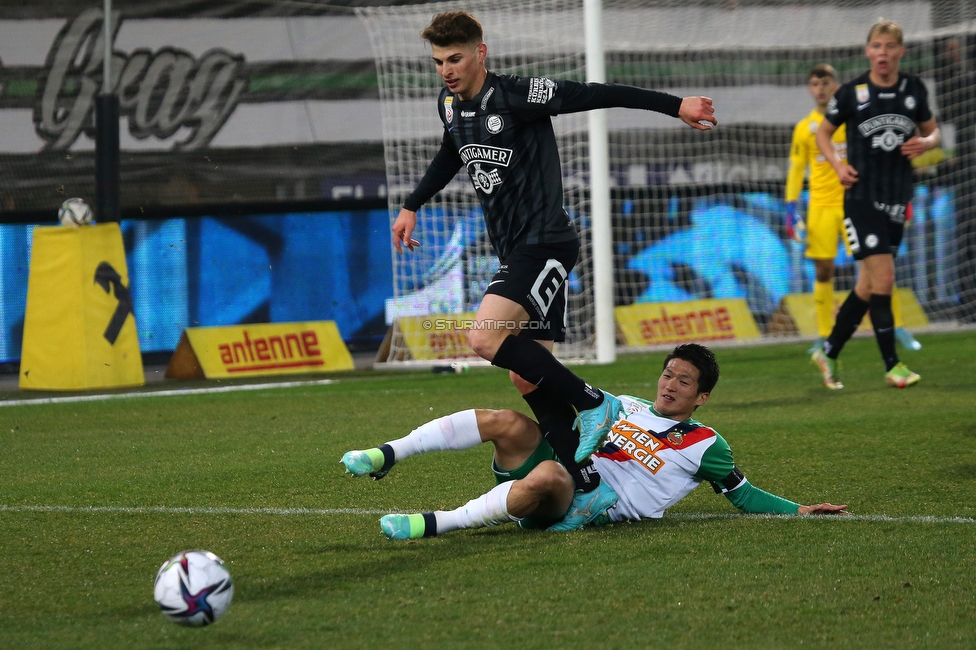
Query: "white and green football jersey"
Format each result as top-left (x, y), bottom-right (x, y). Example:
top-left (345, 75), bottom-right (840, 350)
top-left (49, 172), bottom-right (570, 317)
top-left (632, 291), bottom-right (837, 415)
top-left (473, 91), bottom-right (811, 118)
top-left (592, 395), bottom-right (756, 522)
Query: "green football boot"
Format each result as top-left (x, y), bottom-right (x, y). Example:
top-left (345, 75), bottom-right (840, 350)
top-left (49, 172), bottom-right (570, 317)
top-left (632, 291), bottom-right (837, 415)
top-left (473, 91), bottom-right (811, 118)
top-left (380, 513), bottom-right (427, 540)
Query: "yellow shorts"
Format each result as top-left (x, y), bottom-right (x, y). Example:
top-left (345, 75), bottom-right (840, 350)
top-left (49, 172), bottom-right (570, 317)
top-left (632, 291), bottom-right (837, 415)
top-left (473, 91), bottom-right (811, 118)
top-left (805, 204), bottom-right (849, 260)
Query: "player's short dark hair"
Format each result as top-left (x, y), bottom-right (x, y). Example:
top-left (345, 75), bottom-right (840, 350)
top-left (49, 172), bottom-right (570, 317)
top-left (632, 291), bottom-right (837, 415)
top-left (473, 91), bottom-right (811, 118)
top-left (421, 11), bottom-right (484, 48)
top-left (809, 63), bottom-right (837, 81)
top-left (664, 344), bottom-right (720, 395)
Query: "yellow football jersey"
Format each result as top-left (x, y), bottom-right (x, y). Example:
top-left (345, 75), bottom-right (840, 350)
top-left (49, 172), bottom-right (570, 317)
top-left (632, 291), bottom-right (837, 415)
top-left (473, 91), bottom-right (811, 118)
top-left (785, 108), bottom-right (846, 207)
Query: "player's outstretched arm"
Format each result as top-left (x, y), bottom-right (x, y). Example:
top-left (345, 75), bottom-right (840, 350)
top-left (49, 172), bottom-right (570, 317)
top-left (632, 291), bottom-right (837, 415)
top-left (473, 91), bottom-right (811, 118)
top-left (392, 208), bottom-right (421, 253)
top-left (678, 96), bottom-right (717, 130)
top-left (722, 479), bottom-right (848, 516)
top-left (798, 502), bottom-right (849, 515)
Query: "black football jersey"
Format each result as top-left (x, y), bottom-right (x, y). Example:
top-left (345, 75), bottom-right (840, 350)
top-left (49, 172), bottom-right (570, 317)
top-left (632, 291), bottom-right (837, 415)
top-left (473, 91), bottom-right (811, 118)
top-left (404, 71), bottom-right (681, 261)
top-left (825, 71), bottom-right (933, 205)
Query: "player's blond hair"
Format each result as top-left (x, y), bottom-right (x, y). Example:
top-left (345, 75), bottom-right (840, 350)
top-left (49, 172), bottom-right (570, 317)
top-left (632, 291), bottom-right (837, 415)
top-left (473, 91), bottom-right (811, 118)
top-left (867, 19), bottom-right (903, 45)
top-left (421, 11), bottom-right (484, 48)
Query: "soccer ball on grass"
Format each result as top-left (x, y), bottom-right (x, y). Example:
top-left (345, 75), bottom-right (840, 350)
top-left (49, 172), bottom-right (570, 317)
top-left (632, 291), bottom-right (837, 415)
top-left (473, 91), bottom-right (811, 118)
top-left (57, 197), bottom-right (93, 227)
top-left (153, 549), bottom-right (234, 626)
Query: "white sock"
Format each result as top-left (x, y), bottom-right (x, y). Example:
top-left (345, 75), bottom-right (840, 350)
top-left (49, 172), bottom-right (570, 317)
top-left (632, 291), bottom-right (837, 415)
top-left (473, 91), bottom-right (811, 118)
top-left (433, 481), bottom-right (520, 534)
top-left (387, 409), bottom-right (481, 461)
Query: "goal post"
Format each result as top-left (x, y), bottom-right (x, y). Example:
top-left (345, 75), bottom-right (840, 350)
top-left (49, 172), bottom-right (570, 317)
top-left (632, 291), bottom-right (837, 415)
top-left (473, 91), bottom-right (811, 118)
top-left (585, 0), bottom-right (617, 365)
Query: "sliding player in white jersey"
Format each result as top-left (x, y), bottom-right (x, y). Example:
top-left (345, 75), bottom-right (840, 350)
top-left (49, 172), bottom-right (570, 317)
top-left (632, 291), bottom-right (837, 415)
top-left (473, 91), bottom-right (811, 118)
top-left (341, 344), bottom-right (847, 538)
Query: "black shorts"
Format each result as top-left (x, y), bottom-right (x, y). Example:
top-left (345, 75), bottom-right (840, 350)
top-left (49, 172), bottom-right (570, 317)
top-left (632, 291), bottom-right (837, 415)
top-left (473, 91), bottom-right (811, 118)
top-left (484, 240), bottom-right (580, 342)
top-left (843, 197), bottom-right (906, 260)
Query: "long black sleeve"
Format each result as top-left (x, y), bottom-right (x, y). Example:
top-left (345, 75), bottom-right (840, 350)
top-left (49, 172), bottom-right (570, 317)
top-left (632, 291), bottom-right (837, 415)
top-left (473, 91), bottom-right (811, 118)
top-left (512, 78), bottom-right (683, 118)
top-left (562, 82), bottom-right (682, 116)
top-left (403, 130), bottom-right (464, 211)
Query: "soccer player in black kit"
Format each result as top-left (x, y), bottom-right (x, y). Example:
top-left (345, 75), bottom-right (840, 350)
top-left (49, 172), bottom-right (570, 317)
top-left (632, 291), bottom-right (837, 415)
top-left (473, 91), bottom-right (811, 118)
top-left (351, 10), bottom-right (717, 530)
top-left (812, 19), bottom-right (940, 390)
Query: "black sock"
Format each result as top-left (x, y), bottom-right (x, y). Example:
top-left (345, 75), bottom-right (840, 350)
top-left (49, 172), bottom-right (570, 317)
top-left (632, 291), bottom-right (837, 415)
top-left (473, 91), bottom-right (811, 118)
top-left (523, 390), bottom-right (601, 493)
top-left (869, 293), bottom-right (899, 371)
top-left (824, 292), bottom-right (870, 359)
top-left (421, 512), bottom-right (438, 537)
top-left (377, 444), bottom-right (396, 473)
top-left (493, 335), bottom-right (603, 411)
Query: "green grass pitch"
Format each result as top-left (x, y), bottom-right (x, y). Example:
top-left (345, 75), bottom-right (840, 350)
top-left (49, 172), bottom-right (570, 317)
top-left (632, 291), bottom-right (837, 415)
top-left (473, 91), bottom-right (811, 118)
top-left (1, 331), bottom-right (974, 648)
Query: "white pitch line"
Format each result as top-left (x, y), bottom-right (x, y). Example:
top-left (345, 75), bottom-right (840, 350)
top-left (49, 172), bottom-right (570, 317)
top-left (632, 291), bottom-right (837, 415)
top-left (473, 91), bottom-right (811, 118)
top-left (664, 512), bottom-right (976, 524)
top-left (0, 379), bottom-right (339, 408)
top-left (1, 504), bottom-right (974, 525)
top-left (0, 504), bottom-right (387, 516)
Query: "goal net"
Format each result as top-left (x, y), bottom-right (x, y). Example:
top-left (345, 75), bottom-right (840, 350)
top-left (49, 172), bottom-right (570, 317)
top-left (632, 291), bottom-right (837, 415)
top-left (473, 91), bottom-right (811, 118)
top-left (359, 0), bottom-right (976, 364)
top-left (358, 0), bottom-right (597, 364)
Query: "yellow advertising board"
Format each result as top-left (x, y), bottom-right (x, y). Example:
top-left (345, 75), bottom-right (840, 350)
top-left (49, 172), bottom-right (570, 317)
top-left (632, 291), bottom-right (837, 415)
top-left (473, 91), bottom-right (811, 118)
top-left (782, 288), bottom-right (929, 337)
top-left (396, 312), bottom-right (481, 361)
top-left (20, 224), bottom-right (144, 390)
top-left (165, 321), bottom-right (354, 379)
top-left (616, 299), bottom-right (761, 348)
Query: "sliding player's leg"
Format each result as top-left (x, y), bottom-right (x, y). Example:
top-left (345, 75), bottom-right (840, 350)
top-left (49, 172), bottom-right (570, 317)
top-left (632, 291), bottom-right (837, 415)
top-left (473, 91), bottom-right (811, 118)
top-left (380, 460), bottom-right (575, 539)
top-left (512, 366), bottom-right (617, 530)
top-left (340, 409), bottom-right (539, 480)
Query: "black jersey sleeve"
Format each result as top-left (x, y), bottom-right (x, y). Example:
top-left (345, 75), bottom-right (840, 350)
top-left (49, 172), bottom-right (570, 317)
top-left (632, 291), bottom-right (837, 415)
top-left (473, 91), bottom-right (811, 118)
top-left (507, 76), bottom-right (682, 119)
top-left (825, 82), bottom-right (854, 127)
top-left (402, 129), bottom-right (463, 212)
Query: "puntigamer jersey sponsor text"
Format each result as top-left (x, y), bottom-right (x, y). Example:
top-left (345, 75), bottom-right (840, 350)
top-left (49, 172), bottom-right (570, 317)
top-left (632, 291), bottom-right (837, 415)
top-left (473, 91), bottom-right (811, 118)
top-left (826, 71), bottom-right (933, 206)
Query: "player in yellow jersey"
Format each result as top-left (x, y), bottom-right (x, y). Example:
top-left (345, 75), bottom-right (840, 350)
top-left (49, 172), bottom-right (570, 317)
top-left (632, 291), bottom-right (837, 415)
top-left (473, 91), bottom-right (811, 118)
top-left (785, 64), bottom-right (921, 354)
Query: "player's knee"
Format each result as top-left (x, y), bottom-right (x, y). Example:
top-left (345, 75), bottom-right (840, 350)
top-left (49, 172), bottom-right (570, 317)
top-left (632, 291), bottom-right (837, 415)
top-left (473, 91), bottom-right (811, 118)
top-left (524, 460), bottom-right (573, 494)
top-left (872, 268), bottom-right (895, 293)
top-left (478, 409), bottom-right (535, 443)
top-left (880, 269), bottom-right (895, 290)
top-left (468, 327), bottom-right (502, 361)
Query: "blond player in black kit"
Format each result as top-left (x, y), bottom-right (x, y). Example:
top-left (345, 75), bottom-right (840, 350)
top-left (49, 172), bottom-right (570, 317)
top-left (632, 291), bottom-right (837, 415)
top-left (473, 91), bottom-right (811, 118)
top-left (347, 11), bottom-right (717, 530)
top-left (812, 19), bottom-right (939, 390)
